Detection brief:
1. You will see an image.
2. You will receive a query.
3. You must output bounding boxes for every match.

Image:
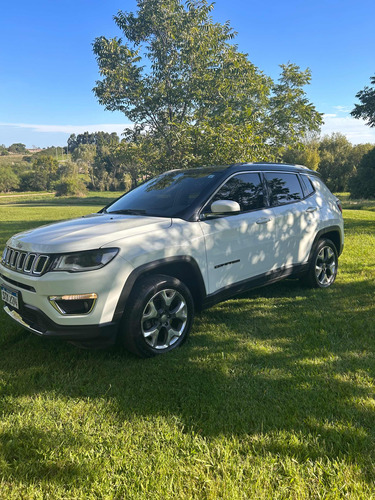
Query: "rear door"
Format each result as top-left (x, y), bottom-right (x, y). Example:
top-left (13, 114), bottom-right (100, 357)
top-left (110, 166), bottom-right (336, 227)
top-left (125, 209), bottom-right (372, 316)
top-left (263, 171), bottom-right (318, 268)
top-left (199, 172), bottom-right (276, 294)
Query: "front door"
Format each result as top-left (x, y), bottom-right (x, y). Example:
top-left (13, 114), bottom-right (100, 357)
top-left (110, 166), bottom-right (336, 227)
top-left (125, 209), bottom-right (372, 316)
top-left (199, 172), bottom-right (276, 295)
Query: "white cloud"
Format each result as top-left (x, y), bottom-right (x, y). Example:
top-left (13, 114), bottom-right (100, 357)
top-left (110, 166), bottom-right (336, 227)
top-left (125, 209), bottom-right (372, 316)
top-left (0, 122), bottom-right (133, 135)
top-left (332, 105), bottom-right (352, 114)
top-left (321, 114), bottom-right (375, 144)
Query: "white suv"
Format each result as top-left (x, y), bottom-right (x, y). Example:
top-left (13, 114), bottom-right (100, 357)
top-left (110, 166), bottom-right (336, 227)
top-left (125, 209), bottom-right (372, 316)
top-left (1, 163), bottom-right (344, 357)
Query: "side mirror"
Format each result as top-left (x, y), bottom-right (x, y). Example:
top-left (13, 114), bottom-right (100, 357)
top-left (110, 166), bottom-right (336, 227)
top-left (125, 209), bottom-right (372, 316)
top-left (210, 200), bottom-right (241, 214)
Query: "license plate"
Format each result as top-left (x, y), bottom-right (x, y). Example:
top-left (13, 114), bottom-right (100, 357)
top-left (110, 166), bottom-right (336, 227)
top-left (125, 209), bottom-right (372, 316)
top-left (1, 285), bottom-right (19, 309)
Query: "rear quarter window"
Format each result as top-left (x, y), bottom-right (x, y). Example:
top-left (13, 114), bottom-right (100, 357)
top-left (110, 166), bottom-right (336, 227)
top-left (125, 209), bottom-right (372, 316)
top-left (301, 174), bottom-right (315, 197)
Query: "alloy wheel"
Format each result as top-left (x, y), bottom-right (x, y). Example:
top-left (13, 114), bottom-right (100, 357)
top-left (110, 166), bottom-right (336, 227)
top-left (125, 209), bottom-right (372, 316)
top-left (141, 289), bottom-right (188, 349)
top-left (315, 246), bottom-right (336, 286)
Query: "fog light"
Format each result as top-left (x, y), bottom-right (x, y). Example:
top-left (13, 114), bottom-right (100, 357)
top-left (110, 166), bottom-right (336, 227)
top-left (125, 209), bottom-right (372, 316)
top-left (49, 293), bottom-right (98, 315)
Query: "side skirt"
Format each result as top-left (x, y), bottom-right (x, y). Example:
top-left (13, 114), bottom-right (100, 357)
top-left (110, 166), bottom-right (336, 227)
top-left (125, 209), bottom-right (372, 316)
top-left (202, 263), bottom-right (309, 309)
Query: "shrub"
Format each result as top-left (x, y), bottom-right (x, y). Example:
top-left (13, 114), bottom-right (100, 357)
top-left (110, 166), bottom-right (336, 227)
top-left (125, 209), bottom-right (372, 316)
top-left (55, 176), bottom-right (87, 197)
top-left (0, 166), bottom-right (20, 192)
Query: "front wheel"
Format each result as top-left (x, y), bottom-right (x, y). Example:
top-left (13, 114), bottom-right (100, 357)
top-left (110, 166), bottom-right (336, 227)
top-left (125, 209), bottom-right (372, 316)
top-left (301, 238), bottom-right (338, 288)
top-left (120, 274), bottom-right (194, 357)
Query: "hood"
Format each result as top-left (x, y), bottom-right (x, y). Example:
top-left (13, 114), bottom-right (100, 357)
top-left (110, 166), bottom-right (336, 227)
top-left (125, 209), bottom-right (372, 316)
top-left (7, 213), bottom-right (172, 254)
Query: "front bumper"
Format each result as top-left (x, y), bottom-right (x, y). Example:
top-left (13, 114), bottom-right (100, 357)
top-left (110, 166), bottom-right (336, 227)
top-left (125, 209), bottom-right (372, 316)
top-left (0, 254), bottom-right (133, 325)
top-left (3, 303), bottom-right (119, 346)
top-left (0, 255), bottom-right (134, 346)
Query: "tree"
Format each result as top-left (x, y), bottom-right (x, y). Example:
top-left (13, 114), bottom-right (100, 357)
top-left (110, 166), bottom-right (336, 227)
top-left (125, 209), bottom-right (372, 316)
top-left (349, 143), bottom-right (374, 173)
top-left (93, 0), bottom-right (321, 170)
top-left (349, 147), bottom-right (375, 199)
top-left (351, 75), bottom-right (375, 127)
top-left (67, 132), bottom-right (119, 153)
top-left (8, 143), bottom-right (27, 154)
top-left (112, 127), bottom-right (160, 189)
top-left (318, 133), bottom-right (354, 192)
top-left (0, 144), bottom-right (9, 156)
top-left (282, 135), bottom-right (320, 170)
top-left (270, 64), bottom-right (322, 150)
top-left (30, 155), bottom-right (59, 191)
top-left (71, 144), bottom-right (97, 184)
top-left (0, 166), bottom-right (20, 192)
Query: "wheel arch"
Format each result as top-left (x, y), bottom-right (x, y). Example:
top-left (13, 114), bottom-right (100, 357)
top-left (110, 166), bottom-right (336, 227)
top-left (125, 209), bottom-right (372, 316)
top-left (112, 256), bottom-right (207, 323)
top-left (309, 225), bottom-right (343, 261)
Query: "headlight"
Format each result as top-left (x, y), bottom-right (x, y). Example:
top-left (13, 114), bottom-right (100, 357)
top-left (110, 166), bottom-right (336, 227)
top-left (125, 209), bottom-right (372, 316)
top-left (50, 248), bottom-right (119, 272)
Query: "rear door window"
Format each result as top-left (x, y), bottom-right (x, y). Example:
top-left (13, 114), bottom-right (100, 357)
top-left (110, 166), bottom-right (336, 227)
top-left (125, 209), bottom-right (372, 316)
top-left (264, 172), bottom-right (304, 206)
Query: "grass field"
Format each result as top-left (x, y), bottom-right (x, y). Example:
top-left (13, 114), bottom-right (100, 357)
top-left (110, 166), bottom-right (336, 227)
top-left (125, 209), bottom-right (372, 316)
top-left (336, 192), bottom-right (375, 212)
top-left (0, 193), bottom-right (374, 498)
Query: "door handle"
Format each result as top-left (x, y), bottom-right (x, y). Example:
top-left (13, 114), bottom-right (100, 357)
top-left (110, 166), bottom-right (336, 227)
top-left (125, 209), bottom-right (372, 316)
top-left (305, 207), bottom-right (318, 213)
top-left (256, 217), bottom-right (272, 224)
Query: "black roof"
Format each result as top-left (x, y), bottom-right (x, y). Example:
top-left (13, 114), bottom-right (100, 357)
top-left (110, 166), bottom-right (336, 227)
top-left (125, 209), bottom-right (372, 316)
top-left (235, 162), bottom-right (314, 172)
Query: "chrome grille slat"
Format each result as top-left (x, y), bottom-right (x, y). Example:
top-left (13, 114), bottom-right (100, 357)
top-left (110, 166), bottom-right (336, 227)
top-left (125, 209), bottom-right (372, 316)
top-left (33, 255), bottom-right (49, 275)
top-left (5, 248), bottom-right (12, 265)
top-left (1, 246), bottom-right (50, 276)
top-left (24, 254), bottom-right (36, 273)
top-left (11, 251), bottom-right (19, 268)
top-left (17, 252), bottom-right (27, 271)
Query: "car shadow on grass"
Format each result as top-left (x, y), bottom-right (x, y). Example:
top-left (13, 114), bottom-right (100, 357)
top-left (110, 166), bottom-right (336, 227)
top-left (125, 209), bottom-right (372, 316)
top-left (0, 279), bottom-right (374, 487)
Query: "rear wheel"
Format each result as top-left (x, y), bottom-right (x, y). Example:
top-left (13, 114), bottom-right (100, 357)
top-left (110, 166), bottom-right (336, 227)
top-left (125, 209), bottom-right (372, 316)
top-left (120, 274), bottom-right (194, 357)
top-left (301, 238), bottom-right (338, 288)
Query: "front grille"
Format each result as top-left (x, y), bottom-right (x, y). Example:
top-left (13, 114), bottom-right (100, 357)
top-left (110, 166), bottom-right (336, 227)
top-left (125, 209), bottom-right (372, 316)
top-left (1, 246), bottom-right (50, 276)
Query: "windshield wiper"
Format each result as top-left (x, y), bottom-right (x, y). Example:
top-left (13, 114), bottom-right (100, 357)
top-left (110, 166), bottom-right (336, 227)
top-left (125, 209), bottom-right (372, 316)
top-left (108, 209), bottom-right (147, 215)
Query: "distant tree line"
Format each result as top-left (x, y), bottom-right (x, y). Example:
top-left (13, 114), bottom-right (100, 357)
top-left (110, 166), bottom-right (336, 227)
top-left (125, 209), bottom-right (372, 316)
top-left (282, 133), bottom-right (375, 196)
top-left (1, 130), bottom-right (374, 198)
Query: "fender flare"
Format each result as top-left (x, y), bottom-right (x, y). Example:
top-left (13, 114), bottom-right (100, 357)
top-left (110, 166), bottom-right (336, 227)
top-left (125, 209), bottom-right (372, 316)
top-left (112, 256), bottom-right (207, 322)
top-left (308, 225), bottom-right (343, 262)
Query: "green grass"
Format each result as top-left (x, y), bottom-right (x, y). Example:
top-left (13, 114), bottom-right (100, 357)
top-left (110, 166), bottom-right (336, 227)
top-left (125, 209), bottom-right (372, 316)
top-left (0, 194), bottom-right (375, 498)
top-left (335, 192), bottom-right (375, 212)
top-left (0, 190), bottom-right (123, 207)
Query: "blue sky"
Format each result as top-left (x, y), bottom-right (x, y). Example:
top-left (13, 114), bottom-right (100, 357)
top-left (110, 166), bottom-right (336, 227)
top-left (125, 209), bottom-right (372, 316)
top-left (1, 0), bottom-right (374, 148)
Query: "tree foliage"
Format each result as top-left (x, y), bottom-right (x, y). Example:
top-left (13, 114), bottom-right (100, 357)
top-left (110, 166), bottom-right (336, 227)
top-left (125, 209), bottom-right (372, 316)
top-left (318, 133), bottom-right (355, 192)
top-left (93, 0), bottom-right (321, 170)
top-left (351, 75), bottom-right (375, 127)
top-left (349, 147), bottom-right (375, 199)
top-left (8, 143), bottom-right (28, 154)
top-left (270, 64), bottom-right (322, 148)
top-left (68, 132), bottom-right (119, 153)
top-left (0, 145), bottom-right (9, 156)
top-left (0, 166), bottom-right (20, 192)
top-left (55, 176), bottom-right (87, 197)
top-left (282, 136), bottom-right (320, 171)
top-left (29, 155), bottom-right (59, 191)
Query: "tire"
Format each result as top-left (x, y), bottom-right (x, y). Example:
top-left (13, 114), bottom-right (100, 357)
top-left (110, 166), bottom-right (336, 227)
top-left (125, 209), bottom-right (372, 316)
top-left (301, 238), bottom-right (338, 288)
top-left (120, 274), bottom-right (194, 358)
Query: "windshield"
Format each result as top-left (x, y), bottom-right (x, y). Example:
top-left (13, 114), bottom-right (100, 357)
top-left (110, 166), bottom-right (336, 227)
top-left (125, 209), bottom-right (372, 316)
top-left (106, 169), bottom-right (222, 217)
